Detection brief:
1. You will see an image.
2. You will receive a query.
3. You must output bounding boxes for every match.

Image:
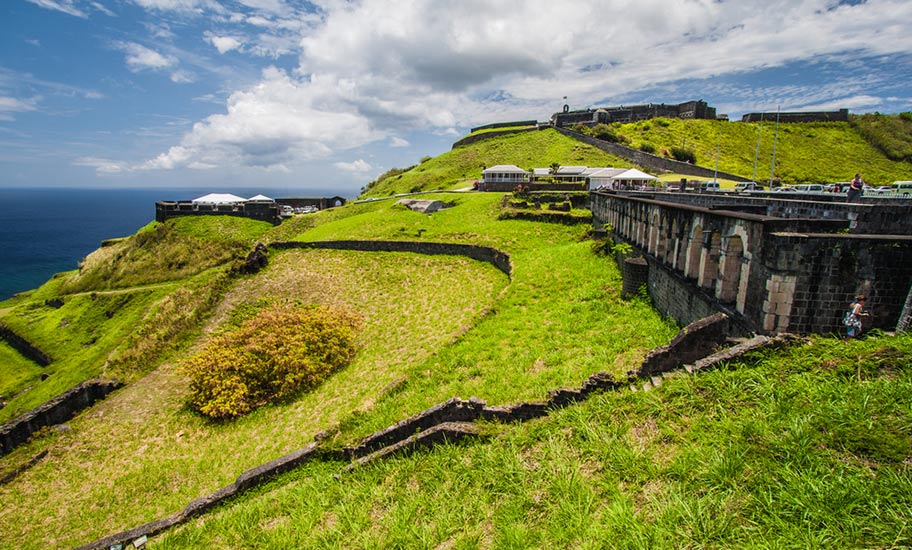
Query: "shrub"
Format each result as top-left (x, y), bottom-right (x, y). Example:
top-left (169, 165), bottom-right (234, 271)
top-left (183, 304), bottom-right (362, 419)
top-left (670, 146), bottom-right (697, 164)
top-left (639, 142), bottom-right (657, 154)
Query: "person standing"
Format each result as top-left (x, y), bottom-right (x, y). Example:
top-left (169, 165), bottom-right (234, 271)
top-left (847, 173), bottom-right (865, 202)
top-left (844, 294), bottom-right (869, 338)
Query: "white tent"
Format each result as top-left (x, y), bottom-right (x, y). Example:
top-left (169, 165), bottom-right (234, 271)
top-left (191, 193), bottom-right (247, 204)
top-left (591, 168), bottom-right (659, 190)
top-left (247, 194), bottom-right (275, 202)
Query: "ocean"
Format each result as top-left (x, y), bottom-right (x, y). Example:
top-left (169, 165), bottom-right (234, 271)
top-left (0, 187), bottom-right (329, 301)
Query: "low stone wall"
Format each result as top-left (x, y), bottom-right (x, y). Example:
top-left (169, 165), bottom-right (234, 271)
top-left (270, 240), bottom-right (513, 278)
top-left (0, 379), bottom-right (123, 456)
top-left (0, 323), bottom-right (52, 366)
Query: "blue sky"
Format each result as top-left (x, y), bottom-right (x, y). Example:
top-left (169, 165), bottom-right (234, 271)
top-left (2, 0), bottom-right (911, 197)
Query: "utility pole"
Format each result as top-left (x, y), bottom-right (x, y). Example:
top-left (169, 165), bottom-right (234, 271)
top-left (752, 113), bottom-right (764, 184)
top-left (769, 106), bottom-right (780, 186)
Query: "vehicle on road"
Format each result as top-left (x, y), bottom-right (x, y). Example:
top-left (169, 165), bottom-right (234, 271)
top-left (771, 186), bottom-right (797, 193)
top-left (892, 181), bottom-right (912, 195)
top-left (794, 184), bottom-right (825, 193)
top-left (735, 182), bottom-right (765, 192)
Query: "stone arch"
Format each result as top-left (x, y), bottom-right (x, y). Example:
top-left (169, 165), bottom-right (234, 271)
top-left (648, 211), bottom-right (659, 255)
top-left (699, 230), bottom-right (721, 290)
top-left (685, 223), bottom-right (703, 280)
top-left (717, 234), bottom-right (744, 303)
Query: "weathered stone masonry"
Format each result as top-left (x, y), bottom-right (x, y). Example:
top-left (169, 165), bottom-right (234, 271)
top-left (592, 191), bottom-right (912, 335)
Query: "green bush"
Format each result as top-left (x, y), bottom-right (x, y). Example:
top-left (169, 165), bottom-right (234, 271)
top-left (639, 142), bottom-right (656, 154)
top-left (670, 146), bottom-right (697, 164)
top-left (183, 304), bottom-right (362, 419)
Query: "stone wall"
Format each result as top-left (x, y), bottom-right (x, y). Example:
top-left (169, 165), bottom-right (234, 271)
top-left (271, 240), bottom-right (513, 278)
top-left (0, 323), bottom-right (52, 366)
top-left (155, 201), bottom-right (281, 225)
top-left (758, 233), bottom-right (912, 334)
top-left (0, 379), bottom-right (123, 456)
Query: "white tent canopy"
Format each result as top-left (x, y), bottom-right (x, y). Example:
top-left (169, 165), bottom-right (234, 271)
top-left (247, 194), bottom-right (275, 202)
top-left (590, 168), bottom-right (659, 190)
top-left (191, 193), bottom-right (248, 204)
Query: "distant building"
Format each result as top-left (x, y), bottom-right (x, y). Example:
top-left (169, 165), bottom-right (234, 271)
top-left (551, 100), bottom-right (717, 127)
top-left (155, 194), bottom-right (346, 224)
top-left (481, 165), bottom-right (530, 186)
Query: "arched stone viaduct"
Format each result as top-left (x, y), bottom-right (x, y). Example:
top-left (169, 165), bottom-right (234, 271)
top-left (591, 191), bottom-right (912, 335)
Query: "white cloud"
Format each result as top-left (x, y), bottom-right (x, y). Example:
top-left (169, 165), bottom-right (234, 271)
top-left (116, 41), bottom-right (178, 72)
top-left (0, 96), bottom-right (40, 120)
top-left (334, 158), bottom-right (372, 172)
top-left (206, 33), bottom-right (244, 54)
top-left (25, 0), bottom-right (87, 18)
top-left (90, 2), bottom-right (116, 16)
top-left (136, 0), bottom-right (912, 173)
top-left (138, 66), bottom-right (379, 171)
top-left (170, 69), bottom-right (196, 83)
top-left (74, 156), bottom-right (129, 174)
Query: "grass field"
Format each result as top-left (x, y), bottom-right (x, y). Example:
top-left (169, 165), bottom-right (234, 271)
top-left (1, 122), bottom-right (911, 548)
top-left (0, 192), bottom-right (677, 548)
top-left (155, 333), bottom-right (912, 550)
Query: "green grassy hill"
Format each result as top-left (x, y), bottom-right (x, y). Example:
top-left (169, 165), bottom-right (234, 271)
top-left (1, 125), bottom-right (911, 549)
top-left (363, 115), bottom-right (912, 197)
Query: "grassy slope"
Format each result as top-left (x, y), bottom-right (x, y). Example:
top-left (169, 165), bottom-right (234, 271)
top-left (0, 216), bottom-right (273, 423)
top-left (378, 116), bottom-right (912, 197)
top-left (156, 334), bottom-right (912, 550)
top-left (613, 118), bottom-right (912, 185)
top-left (0, 193), bottom-right (677, 548)
top-left (1, 124), bottom-right (911, 547)
top-left (361, 128), bottom-right (632, 197)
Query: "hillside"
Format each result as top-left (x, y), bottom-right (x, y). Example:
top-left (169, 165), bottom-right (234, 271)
top-left (363, 116), bottom-right (912, 197)
top-left (1, 127), bottom-right (911, 549)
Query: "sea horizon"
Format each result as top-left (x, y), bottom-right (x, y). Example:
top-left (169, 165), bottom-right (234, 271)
top-left (0, 186), bottom-right (355, 301)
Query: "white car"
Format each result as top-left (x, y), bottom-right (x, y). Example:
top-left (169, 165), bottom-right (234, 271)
top-left (771, 186), bottom-right (797, 193)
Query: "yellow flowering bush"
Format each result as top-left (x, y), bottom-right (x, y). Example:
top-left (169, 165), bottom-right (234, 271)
top-left (183, 304), bottom-right (361, 419)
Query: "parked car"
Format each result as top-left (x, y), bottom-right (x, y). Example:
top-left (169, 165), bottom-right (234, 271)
top-left (793, 184), bottom-right (825, 193)
top-left (825, 182), bottom-right (851, 193)
top-left (892, 181), bottom-right (912, 195)
top-left (735, 182), bottom-right (765, 192)
top-left (771, 186), bottom-right (797, 193)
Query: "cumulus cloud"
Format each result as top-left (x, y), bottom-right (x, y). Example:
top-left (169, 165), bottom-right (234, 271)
top-left (138, 66), bottom-right (379, 171)
top-left (334, 159), bottom-right (372, 172)
top-left (136, 0), bottom-right (912, 173)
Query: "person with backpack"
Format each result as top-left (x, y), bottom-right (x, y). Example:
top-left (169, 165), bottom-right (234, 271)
top-left (844, 294), bottom-right (869, 338)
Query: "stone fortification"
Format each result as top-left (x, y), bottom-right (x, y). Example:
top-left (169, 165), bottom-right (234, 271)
top-left (592, 190), bottom-right (912, 334)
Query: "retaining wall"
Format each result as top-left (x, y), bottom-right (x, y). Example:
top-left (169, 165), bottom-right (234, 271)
top-left (270, 240), bottom-right (513, 278)
top-left (0, 379), bottom-right (123, 456)
top-left (0, 323), bottom-right (52, 366)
